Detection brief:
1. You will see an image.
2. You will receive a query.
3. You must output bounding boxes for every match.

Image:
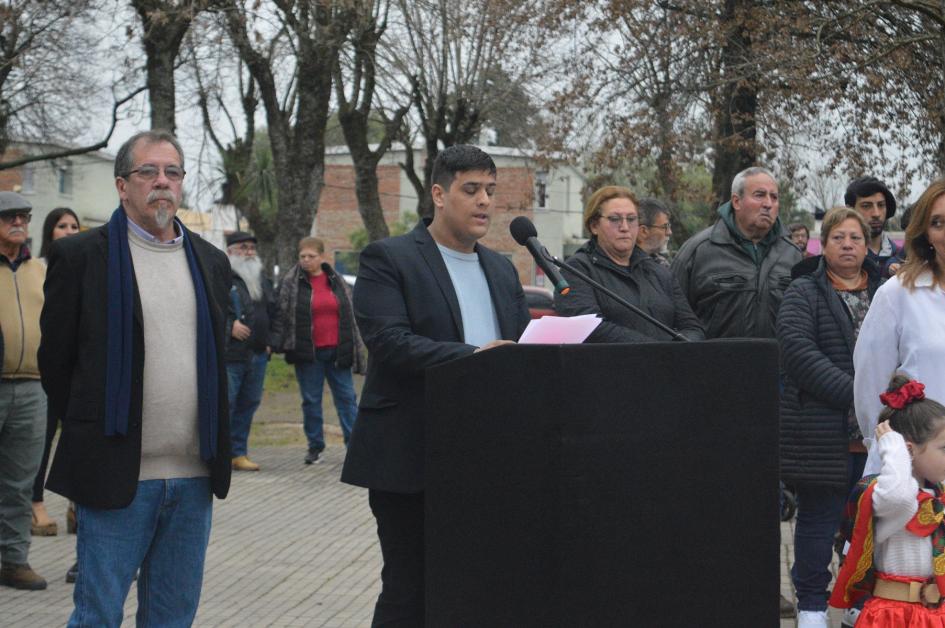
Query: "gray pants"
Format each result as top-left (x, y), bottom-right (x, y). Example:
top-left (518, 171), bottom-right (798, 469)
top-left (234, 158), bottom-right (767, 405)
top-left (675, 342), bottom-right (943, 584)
top-left (0, 379), bottom-right (46, 565)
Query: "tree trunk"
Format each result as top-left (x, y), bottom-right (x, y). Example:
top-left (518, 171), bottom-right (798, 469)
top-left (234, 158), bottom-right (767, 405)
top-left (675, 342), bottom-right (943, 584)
top-left (143, 43), bottom-right (178, 132)
top-left (711, 0), bottom-right (758, 206)
top-left (132, 0), bottom-right (197, 134)
top-left (353, 159), bottom-right (389, 241)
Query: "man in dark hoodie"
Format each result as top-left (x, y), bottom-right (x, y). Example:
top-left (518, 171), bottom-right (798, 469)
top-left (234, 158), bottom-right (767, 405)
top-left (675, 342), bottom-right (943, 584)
top-left (672, 166), bottom-right (802, 340)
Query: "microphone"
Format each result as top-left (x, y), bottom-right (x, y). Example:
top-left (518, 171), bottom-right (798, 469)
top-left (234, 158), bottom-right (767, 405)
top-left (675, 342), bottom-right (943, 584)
top-left (509, 216), bottom-right (570, 295)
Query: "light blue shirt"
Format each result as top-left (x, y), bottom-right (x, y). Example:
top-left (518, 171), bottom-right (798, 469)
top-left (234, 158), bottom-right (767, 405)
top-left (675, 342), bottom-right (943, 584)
top-left (436, 243), bottom-right (501, 347)
top-left (126, 213), bottom-right (183, 246)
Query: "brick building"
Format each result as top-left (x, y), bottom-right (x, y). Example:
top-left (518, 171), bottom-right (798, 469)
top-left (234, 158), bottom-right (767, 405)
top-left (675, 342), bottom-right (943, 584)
top-left (319, 144), bottom-right (585, 286)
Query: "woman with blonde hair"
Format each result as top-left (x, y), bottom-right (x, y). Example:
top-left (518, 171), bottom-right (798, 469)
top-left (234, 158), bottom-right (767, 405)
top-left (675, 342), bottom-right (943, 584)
top-left (553, 185), bottom-right (704, 341)
top-left (854, 179), bottom-right (945, 476)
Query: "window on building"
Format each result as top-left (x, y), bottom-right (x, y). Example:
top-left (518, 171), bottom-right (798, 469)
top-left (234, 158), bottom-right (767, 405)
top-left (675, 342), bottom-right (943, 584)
top-left (20, 164), bottom-right (34, 193)
top-left (58, 160), bottom-right (73, 195)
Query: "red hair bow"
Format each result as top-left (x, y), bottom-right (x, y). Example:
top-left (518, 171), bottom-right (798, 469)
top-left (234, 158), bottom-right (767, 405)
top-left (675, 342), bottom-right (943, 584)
top-left (880, 380), bottom-right (926, 409)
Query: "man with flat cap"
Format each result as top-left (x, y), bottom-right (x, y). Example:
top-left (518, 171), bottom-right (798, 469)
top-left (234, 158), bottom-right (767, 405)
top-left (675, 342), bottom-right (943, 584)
top-left (0, 191), bottom-right (47, 590)
top-left (845, 176), bottom-right (902, 275)
top-left (225, 231), bottom-right (274, 472)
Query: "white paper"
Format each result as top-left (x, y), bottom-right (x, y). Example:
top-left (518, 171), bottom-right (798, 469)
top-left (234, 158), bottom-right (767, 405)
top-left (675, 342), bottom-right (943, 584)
top-left (518, 314), bottom-right (601, 344)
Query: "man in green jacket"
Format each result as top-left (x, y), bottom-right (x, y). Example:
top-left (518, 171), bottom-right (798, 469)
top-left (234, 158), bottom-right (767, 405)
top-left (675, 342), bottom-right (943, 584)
top-left (671, 166), bottom-right (802, 340)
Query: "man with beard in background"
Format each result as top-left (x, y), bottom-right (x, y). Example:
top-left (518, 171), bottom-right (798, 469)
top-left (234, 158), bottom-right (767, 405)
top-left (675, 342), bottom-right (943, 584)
top-left (224, 231), bottom-right (274, 472)
top-left (845, 176), bottom-right (902, 276)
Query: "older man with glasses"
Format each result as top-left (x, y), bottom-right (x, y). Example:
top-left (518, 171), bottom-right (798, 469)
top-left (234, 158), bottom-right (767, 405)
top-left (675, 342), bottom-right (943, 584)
top-left (39, 130), bottom-right (232, 625)
top-left (0, 191), bottom-right (48, 590)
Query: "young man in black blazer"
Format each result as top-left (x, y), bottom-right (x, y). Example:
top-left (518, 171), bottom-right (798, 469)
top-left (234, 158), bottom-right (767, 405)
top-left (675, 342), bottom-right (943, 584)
top-left (342, 145), bottom-right (530, 625)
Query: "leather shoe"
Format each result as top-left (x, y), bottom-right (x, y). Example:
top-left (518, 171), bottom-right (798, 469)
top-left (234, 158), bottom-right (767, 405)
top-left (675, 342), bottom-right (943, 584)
top-left (232, 455), bottom-right (260, 471)
top-left (0, 562), bottom-right (47, 590)
top-left (65, 562), bottom-right (78, 584)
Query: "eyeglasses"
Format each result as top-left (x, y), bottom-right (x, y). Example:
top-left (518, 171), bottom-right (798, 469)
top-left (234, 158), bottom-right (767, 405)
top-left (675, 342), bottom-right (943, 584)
top-left (123, 164), bottom-right (186, 182)
top-left (645, 223), bottom-right (671, 232)
top-left (602, 214), bottom-right (639, 226)
top-left (0, 211), bottom-right (31, 224)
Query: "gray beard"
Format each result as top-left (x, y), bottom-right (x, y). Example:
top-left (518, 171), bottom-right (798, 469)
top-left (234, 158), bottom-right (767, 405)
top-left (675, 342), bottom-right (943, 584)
top-left (229, 254), bottom-right (265, 301)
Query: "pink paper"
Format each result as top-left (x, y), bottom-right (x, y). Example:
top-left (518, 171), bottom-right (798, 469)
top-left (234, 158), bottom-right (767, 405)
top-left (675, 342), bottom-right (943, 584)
top-left (518, 314), bottom-right (601, 344)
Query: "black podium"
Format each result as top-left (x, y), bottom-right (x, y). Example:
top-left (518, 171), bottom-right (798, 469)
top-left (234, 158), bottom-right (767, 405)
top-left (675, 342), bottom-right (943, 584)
top-left (425, 340), bottom-right (780, 627)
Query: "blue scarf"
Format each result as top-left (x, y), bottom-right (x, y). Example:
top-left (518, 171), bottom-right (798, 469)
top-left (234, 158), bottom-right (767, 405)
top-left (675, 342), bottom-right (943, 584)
top-left (105, 207), bottom-right (219, 460)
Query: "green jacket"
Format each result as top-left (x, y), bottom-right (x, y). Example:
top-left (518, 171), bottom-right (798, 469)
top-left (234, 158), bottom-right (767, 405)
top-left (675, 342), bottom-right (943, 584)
top-left (670, 205), bottom-right (802, 339)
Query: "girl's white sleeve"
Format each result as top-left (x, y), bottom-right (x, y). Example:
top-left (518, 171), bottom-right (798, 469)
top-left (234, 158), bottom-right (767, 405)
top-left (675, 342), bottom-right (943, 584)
top-left (872, 431), bottom-right (918, 544)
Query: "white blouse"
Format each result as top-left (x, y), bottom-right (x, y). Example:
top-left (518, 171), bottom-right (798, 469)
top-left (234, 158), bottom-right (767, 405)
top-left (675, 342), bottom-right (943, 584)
top-left (853, 272), bottom-right (945, 475)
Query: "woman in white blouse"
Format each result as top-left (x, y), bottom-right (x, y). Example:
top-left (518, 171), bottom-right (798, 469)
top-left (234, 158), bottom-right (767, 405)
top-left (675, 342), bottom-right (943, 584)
top-left (854, 180), bottom-right (945, 475)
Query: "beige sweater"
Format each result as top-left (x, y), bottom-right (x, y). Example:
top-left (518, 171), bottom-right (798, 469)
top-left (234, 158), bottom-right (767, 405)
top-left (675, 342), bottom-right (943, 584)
top-left (128, 229), bottom-right (208, 480)
top-left (0, 256), bottom-right (44, 379)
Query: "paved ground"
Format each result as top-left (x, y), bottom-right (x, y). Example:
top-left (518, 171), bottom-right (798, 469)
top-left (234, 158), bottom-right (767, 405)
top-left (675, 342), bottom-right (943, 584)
top-left (2, 456), bottom-right (847, 628)
top-left (2, 371), bottom-right (842, 627)
top-left (3, 445), bottom-right (381, 627)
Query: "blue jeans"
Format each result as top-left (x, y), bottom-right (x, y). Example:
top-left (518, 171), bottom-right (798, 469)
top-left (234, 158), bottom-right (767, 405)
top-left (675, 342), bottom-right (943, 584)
top-left (294, 348), bottom-right (358, 451)
top-left (227, 351), bottom-right (269, 457)
top-left (792, 452), bottom-right (866, 611)
top-left (70, 478), bottom-right (213, 628)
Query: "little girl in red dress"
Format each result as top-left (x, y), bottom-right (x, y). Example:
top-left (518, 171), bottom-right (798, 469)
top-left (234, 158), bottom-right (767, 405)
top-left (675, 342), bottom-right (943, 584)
top-left (831, 374), bottom-right (945, 626)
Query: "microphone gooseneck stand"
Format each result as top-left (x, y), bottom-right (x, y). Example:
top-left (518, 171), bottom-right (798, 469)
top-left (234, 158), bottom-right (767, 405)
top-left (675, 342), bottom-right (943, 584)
top-left (548, 254), bottom-right (690, 343)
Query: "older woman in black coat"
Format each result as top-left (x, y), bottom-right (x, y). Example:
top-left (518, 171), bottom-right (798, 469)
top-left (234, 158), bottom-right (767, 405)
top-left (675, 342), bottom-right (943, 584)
top-left (554, 186), bottom-right (704, 341)
top-left (777, 207), bottom-right (883, 625)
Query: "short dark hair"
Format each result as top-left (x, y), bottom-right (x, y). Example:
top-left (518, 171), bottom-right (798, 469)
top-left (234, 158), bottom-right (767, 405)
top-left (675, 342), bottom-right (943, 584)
top-left (40, 207), bottom-right (80, 258)
top-left (430, 145), bottom-right (496, 191)
top-left (114, 130), bottom-right (185, 178)
top-left (787, 223), bottom-right (809, 237)
top-left (844, 176), bottom-right (896, 220)
top-left (637, 198), bottom-right (671, 226)
top-left (881, 373), bottom-right (945, 446)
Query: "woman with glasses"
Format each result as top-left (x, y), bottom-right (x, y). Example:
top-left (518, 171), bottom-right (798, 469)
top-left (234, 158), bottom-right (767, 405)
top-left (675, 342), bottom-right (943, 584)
top-left (777, 208), bottom-right (883, 628)
top-left (271, 237), bottom-right (365, 465)
top-left (553, 185), bottom-right (704, 341)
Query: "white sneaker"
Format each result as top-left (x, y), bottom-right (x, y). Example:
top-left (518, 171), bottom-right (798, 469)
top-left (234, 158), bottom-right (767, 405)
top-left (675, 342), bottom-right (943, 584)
top-left (841, 607), bottom-right (860, 627)
top-left (797, 609), bottom-right (829, 628)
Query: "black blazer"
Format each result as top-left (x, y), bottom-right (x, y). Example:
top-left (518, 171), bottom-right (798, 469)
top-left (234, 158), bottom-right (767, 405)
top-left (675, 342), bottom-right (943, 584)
top-left (39, 223), bottom-right (232, 509)
top-left (341, 220), bottom-right (530, 492)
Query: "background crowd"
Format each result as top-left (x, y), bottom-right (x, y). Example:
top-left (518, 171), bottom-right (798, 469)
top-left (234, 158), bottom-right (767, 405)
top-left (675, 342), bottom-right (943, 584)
top-left (2, 132), bottom-right (943, 628)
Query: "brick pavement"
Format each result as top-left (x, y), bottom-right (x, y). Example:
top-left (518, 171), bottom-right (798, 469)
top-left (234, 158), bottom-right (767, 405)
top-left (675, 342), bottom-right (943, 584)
top-left (5, 444), bottom-right (848, 627)
top-left (2, 446), bottom-right (381, 627)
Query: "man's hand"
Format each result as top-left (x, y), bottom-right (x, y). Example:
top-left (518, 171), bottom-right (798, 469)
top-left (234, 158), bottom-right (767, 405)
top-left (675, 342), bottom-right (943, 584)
top-left (875, 420), bottom-right (893, 441)
top-left (231, 320), bottom-right (251, 341)
top-left (474, 339), bottom-right (516, 353)
top-left (888, 263), bottom-right (902, 276)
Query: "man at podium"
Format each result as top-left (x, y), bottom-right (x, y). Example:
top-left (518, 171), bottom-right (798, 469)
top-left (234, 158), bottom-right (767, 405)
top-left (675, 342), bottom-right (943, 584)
top-left (342, 145), bottom-right (530, 626)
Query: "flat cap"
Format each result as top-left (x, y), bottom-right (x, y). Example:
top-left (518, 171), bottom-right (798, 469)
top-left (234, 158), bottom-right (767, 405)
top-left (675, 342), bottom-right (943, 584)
top-left (0, 191), bottom-right (32, 214)
top-left (226, 231), bottom-right (257, 247)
